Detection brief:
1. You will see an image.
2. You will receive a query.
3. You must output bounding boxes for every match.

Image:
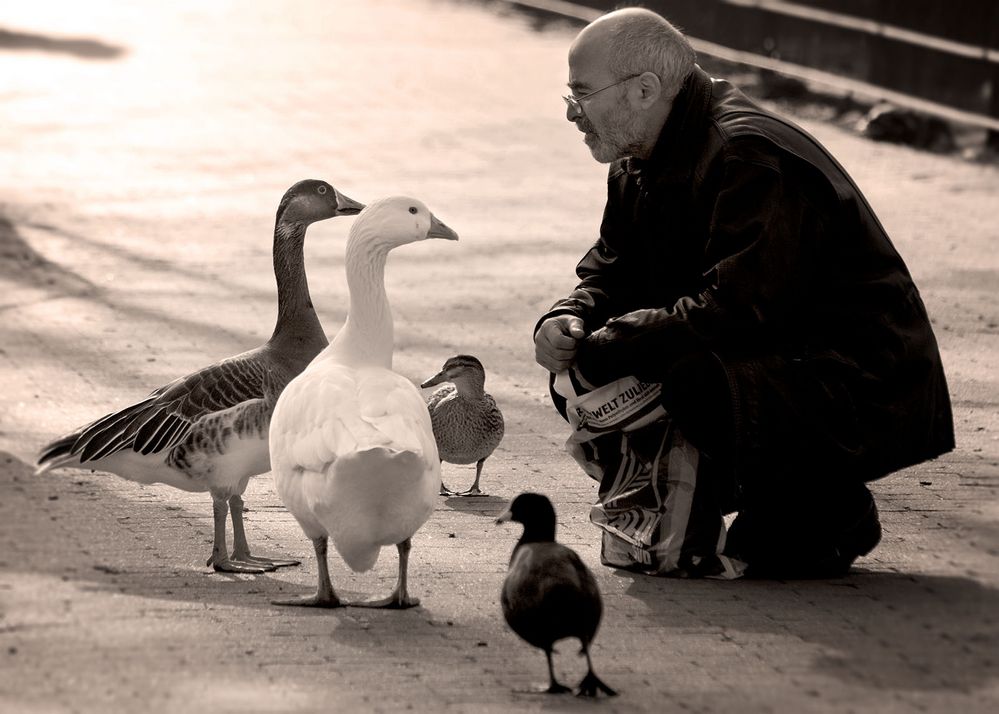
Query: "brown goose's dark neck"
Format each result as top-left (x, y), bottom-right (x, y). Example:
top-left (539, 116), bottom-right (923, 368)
top-left (269, 221), bottom-right (325, 350)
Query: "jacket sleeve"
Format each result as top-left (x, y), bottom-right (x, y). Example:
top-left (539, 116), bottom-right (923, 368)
top-left (575, 150), bottom-right (822, 385)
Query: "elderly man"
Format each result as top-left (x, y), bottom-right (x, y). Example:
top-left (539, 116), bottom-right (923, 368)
top-left (535, 8), bottom-right (954, 577)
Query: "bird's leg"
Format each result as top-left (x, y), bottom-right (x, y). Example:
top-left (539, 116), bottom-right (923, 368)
top-left (439, 460), bottom-right (457, 496)
top-left (574, 646), bottom-right (617, 697)
top-left (440, 480), bottom-right (457, 496)
top-left (271, 537), bottom-right (343, 608)
top-left (351, 537), bottom-right (420, 609)
top-left (228, 494), bottom-right (300, 570)
top-left (207, 494), bottom-right (266, 574)
top-left (543, 649), bottom-right (571, 694)
top-left (456, 459), bottom-right (487, 497)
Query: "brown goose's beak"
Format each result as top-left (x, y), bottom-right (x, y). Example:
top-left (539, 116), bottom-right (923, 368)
top-left (495, 508), bottom-right (513, 525)
top-left (427, 213), bottom-right (459, 241)
top-left (334, 190), bottom-right (365, 215)
top-left (420, 370), bottom-right (448, 389)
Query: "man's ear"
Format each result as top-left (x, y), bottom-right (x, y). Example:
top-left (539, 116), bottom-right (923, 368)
top-left (635, 71), bottom-right (662, 108)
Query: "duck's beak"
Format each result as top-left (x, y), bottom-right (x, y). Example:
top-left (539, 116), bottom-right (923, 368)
top-left (420, 370), bottom-right (447, 389)
top-left (334, 190), bottom-right (365, 216)
top-left (427, 213), bottom-right (459, 241)
top-left (495, 508), bottom-right (513, 525)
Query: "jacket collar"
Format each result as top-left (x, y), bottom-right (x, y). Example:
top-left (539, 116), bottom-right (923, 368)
top-left (625, 65), bottom-right (713, 187)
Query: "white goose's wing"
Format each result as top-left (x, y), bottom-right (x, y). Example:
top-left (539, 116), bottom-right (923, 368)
top-left (270, 363), bottom-right (440, 565)
top-left (272, 363), bottom-right (438, 477)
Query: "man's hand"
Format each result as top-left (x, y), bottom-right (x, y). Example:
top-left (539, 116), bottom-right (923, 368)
top-left (535, 315), bottom-right (586, 373)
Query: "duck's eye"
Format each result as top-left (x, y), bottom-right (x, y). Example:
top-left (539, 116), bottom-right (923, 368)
top-left (408, 206), bottom-right (418, 214)
top-left (317, 185), bottom-right (328, 195)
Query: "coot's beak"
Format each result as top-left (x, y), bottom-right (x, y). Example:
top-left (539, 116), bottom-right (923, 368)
top-left (495, 508), bottom-right (513, 525)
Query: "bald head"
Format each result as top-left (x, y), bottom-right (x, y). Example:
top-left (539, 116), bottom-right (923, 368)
top-left (570, 8), bottom-right (695, 101)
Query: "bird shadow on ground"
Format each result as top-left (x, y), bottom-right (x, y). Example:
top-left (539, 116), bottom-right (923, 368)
top-left (0, 27), bottom-right (125, 59)
top-left (0, 450), bottom-right (303, 611)
top-left (612, 567), bottom-right (999, 692)
top-left (441, 494), bottom-right (508, 516)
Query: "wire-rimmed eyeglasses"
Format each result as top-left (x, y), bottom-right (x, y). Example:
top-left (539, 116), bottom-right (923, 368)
top-left (562, 74), bottom-right (642, 113)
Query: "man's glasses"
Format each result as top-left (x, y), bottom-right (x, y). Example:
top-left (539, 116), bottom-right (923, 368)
top-left (563, 74), bottom-right (642, 114)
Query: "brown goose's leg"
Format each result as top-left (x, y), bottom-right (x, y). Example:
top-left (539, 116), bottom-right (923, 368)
top-left (207, 493), bottom-right (266, 574)
top-left (228, 494), bottom-right (300, 570)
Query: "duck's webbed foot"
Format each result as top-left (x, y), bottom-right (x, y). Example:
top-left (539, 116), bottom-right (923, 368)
top-left (456, 485), bottom-right (487, 497)
top-left (575, 671), bottom-right (617, 697)
top-left (456, 459), bottom-right (487, 496)
top-left (575, 648), bottom-right (617, 697)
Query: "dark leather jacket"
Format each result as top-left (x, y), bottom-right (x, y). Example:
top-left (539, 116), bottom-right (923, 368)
top-left (539, 66), bottom-right (954, 481)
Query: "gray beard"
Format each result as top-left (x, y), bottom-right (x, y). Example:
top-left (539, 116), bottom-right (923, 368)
top-left (587, 106), bottom-right (647, 163)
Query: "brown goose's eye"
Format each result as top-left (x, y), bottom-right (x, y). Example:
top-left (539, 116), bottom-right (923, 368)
top-left (409, 206), bottom-right (418, 214)
top-left (317, 185), bottom-right (328, 195)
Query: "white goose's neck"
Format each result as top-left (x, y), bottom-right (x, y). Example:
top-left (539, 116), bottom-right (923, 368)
top-left (328, 235), bottom-right (394, 369)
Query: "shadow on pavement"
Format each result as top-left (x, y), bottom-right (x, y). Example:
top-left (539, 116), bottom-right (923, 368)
top-left (0, 212), bottom-right (97, 305)
top-left (0, 27), bottom-right (125, 59)
top-left (0, 450), bottom-right (298, 610)
top-left (441, 494), bottom-right (508, 516)
top-left (615, 568), bottom-right (998, 692)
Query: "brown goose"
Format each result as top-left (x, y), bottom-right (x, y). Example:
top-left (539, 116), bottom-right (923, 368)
top-left (35, 179), bottom-right (364, 574)
top-left (421, 355), bottom-right (504, 497)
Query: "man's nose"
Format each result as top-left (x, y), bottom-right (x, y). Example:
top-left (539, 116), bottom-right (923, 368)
top-left (565, 102), bottom-right (583, 122)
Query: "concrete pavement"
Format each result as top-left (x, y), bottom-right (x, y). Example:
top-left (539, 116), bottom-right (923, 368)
top-left (1, 1), bottom-right (997, 712)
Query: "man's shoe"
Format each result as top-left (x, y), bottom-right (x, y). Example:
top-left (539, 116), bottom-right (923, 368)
top-left (725, 484), bottom-right (882, 579)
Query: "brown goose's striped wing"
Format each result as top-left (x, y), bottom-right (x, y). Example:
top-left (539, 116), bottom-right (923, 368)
top-left (71, 355), bottom-right (269, 462)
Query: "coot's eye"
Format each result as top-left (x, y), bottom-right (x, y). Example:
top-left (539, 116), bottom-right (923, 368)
top-left (318, 185), bottom-right (328, 195)
top-left (409, 206), bottom-right (418, 214)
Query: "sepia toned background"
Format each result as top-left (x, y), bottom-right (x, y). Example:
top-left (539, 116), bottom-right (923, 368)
top-left (1, 1), bottom-right (997, 712)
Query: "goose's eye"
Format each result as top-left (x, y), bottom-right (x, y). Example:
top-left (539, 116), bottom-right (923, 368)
top-left (408, 206), bottom-right (418, 214)
top-left (317, 185), bottom-right (328, 195)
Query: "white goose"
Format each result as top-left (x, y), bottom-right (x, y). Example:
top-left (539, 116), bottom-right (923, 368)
top-left (36, 179), bottom-right (364, 574)
top-left (269, 196), bottom-right (458, 608)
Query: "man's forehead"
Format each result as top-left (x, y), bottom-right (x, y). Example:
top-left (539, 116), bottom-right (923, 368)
top-left (568, 41), bottom-right (613, 89)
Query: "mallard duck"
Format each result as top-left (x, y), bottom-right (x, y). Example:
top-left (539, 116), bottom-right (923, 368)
top-left (269, 196), bottom-right (458, 608)
top-left (497, 492), bottom-right (617, 698)
top-left (421, 354), bottom-right (504, 497)
top-left (35, 179), bottom-right (364, 574)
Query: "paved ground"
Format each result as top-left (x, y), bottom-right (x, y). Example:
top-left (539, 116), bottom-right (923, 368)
top-left (1, 1), bottom-right (997, 712)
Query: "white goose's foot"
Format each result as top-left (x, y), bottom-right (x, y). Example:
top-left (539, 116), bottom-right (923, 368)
top-left (440, 481), bottom-right (458, 496)
top-left (270, 536), bottom-right (341, 607)
top-left (271, 591), bottom-right (344, 608)
top-left (350, 589), bottom-right (420, 609)
top-left (350, 538), bottom-right (420, 609)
